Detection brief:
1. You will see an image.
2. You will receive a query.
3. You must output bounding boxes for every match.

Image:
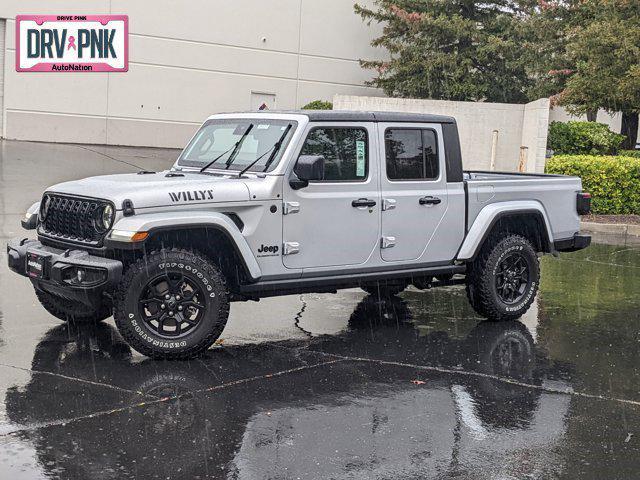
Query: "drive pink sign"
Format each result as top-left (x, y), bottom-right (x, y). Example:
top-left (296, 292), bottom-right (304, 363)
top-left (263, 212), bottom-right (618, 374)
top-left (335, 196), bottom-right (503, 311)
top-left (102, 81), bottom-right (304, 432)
top-left (16, 15), bottom-right (128, 72)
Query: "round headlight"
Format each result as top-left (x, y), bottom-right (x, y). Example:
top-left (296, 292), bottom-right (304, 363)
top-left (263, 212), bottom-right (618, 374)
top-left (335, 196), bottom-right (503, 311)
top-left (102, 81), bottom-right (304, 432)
top-left (100, 205), bottom-right (114, 231)
top-left (40, 195), bottom-right (51, 221)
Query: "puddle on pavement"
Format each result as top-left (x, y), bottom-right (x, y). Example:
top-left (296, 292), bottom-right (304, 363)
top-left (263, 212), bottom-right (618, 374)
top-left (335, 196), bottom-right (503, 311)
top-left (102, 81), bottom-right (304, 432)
top-left (0, 242), bottom-right (639, 478)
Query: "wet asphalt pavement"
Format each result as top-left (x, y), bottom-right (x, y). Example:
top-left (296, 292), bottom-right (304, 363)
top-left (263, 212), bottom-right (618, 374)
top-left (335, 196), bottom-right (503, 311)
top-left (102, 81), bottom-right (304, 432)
top-left (1, 139), bottom-right (639, 479)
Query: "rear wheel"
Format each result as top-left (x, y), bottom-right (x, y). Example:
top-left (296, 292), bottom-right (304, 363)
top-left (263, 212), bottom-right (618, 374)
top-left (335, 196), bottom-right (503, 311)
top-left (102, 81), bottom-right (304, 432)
top-left (113, 248), bottom-right (229, 359)
top-left (466, 234), bottom-right (539, 321)
top-left (34, 287), bottom-right (112, 323)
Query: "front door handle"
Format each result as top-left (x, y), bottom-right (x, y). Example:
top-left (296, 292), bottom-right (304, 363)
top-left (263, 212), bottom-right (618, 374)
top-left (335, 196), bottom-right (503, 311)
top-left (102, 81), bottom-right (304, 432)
top-left (419, 196), bottom-right (442, 206)
top-left (352, 198), bottom-right (377, 208)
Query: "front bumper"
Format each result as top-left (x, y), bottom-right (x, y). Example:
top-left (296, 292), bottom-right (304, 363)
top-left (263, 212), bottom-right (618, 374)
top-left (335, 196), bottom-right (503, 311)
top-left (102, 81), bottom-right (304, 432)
top-left (7, 238), bottom-right (123, 305)
top-left (553, 233), bottom-right (592, 253)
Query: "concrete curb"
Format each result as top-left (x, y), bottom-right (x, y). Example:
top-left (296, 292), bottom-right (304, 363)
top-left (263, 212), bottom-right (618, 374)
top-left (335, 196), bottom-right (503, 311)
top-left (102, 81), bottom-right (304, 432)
top-left (581, 221), bottom-right (640, 246)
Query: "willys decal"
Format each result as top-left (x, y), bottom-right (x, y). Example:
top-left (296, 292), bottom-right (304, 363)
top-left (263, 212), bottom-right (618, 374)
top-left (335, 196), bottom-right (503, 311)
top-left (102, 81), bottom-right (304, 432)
top-left (168, 190), bottom-right (214, 202)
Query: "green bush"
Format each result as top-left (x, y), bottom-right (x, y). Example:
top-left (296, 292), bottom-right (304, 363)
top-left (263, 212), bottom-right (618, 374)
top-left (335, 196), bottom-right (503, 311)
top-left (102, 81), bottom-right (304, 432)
top-left (547, 121), bottom-right (625, 155)
top-left (545, 155), bottom-right (640, 214)
top-left (620, 149), bottom-right (640, 158)
top-left (301, 100), bottom-right (333, 110)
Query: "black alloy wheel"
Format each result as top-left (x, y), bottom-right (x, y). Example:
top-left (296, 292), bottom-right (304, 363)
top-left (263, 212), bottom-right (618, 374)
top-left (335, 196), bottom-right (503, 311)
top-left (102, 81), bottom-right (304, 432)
top-left (138, 271), bottom-right (207, 338)
top-left (494, 252), bottom-right (530, 305)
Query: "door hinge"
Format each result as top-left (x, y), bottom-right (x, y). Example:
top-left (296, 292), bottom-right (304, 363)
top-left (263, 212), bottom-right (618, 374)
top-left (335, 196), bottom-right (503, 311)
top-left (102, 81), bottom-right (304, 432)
top-left (283, 201), bottom-right (300, 215)
top-left (381, 236), bottom-right (396, 249)
top-left (382, 198), bottom-right (396, 211)
top-left (283, 242), bottom-right (300, 255)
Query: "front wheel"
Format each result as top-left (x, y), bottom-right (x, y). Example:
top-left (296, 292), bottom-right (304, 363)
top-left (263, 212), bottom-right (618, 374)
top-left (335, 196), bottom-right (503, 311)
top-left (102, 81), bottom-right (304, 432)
top-left (466, 234), bottom-right (539, 321)
top-left (113, 248), bottom-right (229, 359)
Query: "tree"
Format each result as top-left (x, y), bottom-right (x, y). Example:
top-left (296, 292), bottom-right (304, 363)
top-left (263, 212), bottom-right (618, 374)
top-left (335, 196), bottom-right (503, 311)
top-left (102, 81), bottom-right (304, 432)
top-left (535, 0), bottom-right (640, 148)
top-left (355, 0), bottom-right (538, 103)
top-left (302, 100), bottom-right (333, 110)
top-left (521, 1), bottom-right (575, 101)
top-left (562, 1), bottom-right (640, 148)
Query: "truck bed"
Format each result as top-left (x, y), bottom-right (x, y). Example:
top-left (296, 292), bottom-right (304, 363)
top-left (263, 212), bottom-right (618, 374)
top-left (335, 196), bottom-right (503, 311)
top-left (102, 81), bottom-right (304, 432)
top-left (464, 170), bottom-right (566, 181)
top-left (463, 170), bottom-right (583, 242)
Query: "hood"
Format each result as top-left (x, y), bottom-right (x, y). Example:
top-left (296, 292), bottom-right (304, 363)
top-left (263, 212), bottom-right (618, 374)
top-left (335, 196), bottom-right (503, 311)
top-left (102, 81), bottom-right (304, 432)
top-left (46, 171), bottom-right (251, 209)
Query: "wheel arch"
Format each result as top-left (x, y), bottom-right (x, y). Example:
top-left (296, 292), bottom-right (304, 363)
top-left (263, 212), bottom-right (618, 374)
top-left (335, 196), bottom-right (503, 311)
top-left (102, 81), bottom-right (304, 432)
top-left (108, 212), bottom-right (262, 283)
top-left (457, 202), bottom-right (553, 261)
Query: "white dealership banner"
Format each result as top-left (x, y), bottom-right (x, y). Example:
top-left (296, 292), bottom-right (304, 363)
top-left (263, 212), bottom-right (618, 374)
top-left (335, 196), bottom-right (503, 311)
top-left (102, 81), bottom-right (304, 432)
top-left (16, 15), bottom-right (128, 72)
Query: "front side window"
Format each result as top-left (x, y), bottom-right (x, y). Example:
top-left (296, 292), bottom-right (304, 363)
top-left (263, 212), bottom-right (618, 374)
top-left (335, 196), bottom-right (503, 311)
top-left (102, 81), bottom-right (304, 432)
top-left (385, 128), bottom-right (439, 180)
top-left (299, 127), bottom-right (368, 181)
top-left (178, 119), bottom-right (296, 172)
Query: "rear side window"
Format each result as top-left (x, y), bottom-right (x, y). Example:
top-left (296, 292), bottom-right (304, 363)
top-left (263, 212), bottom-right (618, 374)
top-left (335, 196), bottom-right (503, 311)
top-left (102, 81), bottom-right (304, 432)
top-left (299, 127), bottom-right (368, 181)
top-left (385, 128), bottom-right (439, 180)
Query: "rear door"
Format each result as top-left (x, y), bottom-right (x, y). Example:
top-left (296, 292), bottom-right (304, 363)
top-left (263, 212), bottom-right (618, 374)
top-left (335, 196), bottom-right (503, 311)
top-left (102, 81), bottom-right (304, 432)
top-left (282, 123), bottom-right (380, 270)
top-left (379, 124), bottom-right (448, 262)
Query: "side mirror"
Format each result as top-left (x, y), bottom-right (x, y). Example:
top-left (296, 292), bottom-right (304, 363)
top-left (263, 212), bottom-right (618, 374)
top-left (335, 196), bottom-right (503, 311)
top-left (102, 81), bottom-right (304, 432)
top-left (290, 155), bottom-right (325, 190)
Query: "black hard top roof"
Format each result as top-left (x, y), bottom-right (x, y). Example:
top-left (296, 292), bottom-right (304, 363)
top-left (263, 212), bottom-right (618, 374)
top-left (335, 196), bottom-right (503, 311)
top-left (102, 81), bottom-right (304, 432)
top-left (253, 110), bottom-right (456, 124)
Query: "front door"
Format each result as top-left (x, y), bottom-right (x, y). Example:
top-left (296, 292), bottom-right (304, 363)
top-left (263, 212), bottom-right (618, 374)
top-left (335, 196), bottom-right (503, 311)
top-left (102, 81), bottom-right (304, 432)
top-left (282, 123), bottom-right (380, 270)
top-left (379, 124), bottom-right (448, 262)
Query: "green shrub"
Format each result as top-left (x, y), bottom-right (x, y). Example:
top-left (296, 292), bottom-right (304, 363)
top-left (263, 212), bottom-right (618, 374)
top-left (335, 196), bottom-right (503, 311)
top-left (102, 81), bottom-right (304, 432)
top-left (545, 155), bottom-right (640, 214)
top-left (301, 100), bottom-right (333, 110)
top-left (620, 149), bottom-right (640, 158)
top-left (547, 121), bottom-right (625, 155)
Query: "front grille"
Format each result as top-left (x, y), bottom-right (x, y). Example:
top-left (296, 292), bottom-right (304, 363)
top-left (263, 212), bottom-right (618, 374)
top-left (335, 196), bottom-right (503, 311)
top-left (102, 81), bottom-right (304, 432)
top-left (39, 194), bottom-right (109, 245)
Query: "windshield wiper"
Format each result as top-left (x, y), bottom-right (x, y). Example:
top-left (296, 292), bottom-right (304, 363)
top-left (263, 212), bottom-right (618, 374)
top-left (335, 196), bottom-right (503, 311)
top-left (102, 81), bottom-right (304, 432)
top-left (262, 124), bottom-right (293, 172)
top-left (225, 124), bottom-right (254, 170)
top-left (238, 124), bottom-right (293, 177)
top-left (198, 145), bottom-right (235, 173)
top-left (199, 124), bottom-right (253, 173)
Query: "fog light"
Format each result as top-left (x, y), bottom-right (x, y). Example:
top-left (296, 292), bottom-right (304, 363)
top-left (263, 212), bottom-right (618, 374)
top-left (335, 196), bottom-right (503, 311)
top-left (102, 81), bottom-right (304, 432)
top-left (62, 266), bottom-right (107, 286)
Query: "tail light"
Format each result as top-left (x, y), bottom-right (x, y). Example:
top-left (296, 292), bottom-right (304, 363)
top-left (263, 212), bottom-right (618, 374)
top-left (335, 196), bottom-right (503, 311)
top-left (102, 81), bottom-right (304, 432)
top-left (577, 192), bottom-right (591, 215)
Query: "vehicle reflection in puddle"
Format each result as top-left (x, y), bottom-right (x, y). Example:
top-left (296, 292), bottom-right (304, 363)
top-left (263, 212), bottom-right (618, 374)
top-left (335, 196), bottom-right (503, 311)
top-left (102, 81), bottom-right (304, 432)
top-left (5, 295), bottom-right (571, 479)
top-left (2, 243), bottom-right (640, 478)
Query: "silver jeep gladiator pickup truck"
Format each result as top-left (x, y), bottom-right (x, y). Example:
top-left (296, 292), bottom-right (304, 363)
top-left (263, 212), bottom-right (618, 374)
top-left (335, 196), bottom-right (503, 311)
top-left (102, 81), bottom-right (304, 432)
top-left (7, 110), bottom-right (591, 358)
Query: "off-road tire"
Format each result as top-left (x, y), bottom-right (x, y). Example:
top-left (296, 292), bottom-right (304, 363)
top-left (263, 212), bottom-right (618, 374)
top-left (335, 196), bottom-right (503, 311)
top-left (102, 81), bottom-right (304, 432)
top-left (114, 248), bottom-right (229, 359)
top-left (361, 280), bottom-right (407, 298)
top-left (466, 234), bottom-right (539, 321)
top-left (34, 288), bottom-right (112, 323)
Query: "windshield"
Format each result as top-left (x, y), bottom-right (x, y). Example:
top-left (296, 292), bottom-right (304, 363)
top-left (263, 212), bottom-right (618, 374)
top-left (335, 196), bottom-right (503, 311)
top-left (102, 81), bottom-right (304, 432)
top-left (177, 119), bottom-right (297, 173)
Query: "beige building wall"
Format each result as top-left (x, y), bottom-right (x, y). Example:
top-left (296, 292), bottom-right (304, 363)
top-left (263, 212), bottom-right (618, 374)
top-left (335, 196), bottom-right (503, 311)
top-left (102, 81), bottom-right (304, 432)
top-left (521, 98), bottom-right (551, 173)
top-left (0, 0), bottom-right (385, 147)
top-left (334, 94), bottom-right (551, 172)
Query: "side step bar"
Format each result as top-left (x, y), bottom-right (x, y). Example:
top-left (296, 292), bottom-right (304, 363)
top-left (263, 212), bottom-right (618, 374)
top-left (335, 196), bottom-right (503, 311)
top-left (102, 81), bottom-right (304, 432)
top-left (239, 264), bottom-right (467, 298)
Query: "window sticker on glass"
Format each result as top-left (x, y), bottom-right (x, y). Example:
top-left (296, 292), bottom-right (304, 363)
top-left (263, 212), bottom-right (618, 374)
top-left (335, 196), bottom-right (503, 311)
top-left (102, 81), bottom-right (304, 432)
top-left (256, 124), bottom-right (270, 129)
top-left (356, 140), bottom-right (366, 177)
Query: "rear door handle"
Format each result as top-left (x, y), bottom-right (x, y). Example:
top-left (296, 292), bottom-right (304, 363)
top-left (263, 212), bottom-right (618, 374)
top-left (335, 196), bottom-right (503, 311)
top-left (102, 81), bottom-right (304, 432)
top-left (352, 198), bottom-right (377, 208)
top-left (419, 196), bottom-right (441, 205)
